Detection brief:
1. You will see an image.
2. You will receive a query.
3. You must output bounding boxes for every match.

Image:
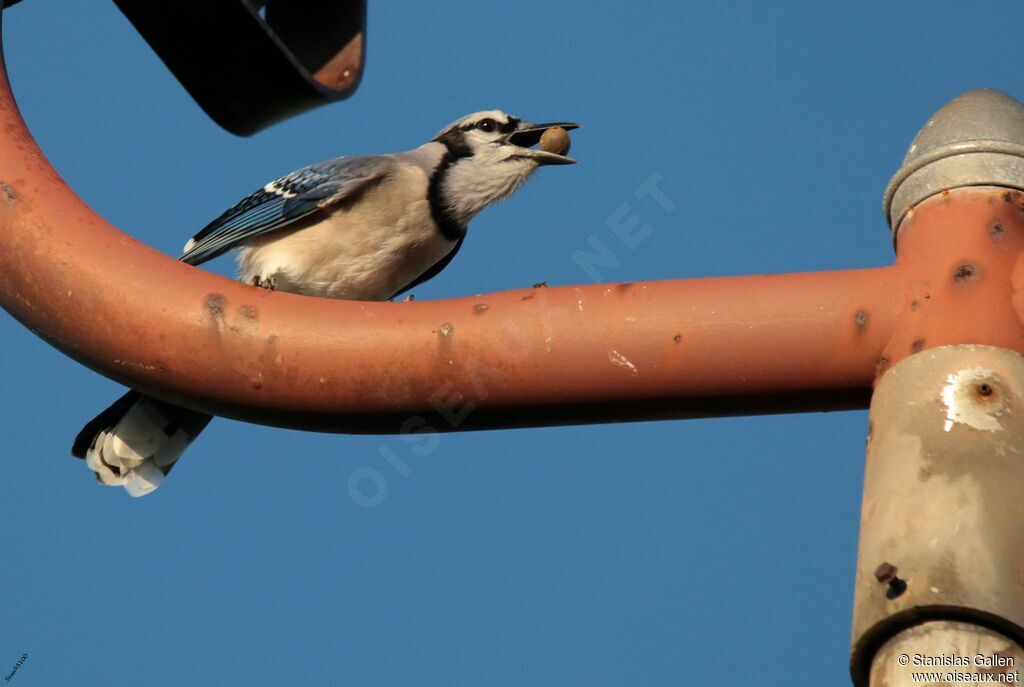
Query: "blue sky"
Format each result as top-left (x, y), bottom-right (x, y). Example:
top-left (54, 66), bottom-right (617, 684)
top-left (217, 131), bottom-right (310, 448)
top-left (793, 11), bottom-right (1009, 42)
top-left (1, 2), bottom-right (1020, 685)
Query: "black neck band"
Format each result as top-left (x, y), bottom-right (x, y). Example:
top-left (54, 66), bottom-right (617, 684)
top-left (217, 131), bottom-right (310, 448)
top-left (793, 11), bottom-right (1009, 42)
top-left (427, 135), bottom-right (472, 241)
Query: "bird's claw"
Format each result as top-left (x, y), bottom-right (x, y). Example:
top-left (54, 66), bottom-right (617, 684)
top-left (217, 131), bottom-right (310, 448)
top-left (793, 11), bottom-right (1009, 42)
top-left (251, 275), bottom-right (277, 291)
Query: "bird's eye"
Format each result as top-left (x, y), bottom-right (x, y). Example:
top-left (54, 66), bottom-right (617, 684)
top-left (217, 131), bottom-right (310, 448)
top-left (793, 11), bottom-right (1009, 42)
top-left (477, 118), bottom-right (498, 132)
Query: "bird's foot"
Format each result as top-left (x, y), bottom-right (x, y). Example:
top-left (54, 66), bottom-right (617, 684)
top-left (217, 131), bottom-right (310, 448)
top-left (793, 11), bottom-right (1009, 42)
top-left (251, 275), bottom-right (277, 291)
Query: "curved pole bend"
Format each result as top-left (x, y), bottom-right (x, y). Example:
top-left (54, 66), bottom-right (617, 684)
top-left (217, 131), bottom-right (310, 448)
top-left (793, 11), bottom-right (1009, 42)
top-left (0, 25), bottom-right (898, 433)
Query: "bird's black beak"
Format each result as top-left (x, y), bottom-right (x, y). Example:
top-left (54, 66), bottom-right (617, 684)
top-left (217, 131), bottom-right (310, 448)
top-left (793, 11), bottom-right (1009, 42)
top-left (508, 122), bottom-right (580, 165)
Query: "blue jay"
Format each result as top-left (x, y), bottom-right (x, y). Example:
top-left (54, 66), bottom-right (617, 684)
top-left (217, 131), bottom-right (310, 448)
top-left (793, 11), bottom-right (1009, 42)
top-left (71, 110), bottom-right (578, 496)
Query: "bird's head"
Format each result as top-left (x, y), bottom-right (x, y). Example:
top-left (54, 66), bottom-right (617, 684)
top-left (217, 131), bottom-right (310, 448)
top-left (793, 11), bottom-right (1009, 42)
top-left (433, 110), bottom-right (579, 166)
top-left (429, 109), bottom-right (579, 226)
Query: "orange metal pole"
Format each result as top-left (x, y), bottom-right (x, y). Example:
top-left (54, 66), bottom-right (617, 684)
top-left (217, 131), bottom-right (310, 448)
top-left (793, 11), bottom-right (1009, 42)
top-left (0, 28), bottom-right (909, 433)
top-left (880, 188), bottom-right (1024, 368)
top-left (8, 23), bottom-right (1024, 436)
top-left (6, 7), bottom-right (1024, 682)
top-left (850, 88), bottom-right (1024, 686)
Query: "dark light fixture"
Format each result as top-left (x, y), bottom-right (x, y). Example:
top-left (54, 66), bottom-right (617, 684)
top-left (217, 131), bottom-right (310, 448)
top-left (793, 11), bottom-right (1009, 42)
top-left (112, 0), bottom-right (366, 136)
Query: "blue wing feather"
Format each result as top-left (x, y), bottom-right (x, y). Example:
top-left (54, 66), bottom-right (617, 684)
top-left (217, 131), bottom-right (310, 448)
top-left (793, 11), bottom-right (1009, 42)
top-left (180, 156), bottom-right (394, 266)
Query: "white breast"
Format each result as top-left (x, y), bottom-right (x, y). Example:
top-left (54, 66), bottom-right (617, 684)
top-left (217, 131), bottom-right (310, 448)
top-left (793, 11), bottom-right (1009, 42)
top-left (235, 164), bottom-right (458, 301)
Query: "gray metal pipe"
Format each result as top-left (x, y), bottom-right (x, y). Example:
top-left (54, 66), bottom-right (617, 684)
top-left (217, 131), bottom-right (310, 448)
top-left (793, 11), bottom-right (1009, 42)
top-left (850, 346), bottom-right (1024, 685)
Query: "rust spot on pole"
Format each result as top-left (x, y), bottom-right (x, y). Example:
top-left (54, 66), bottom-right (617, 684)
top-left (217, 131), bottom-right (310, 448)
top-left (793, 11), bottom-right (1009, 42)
top-left (991, 221), bottom-right (1006, 242)
top-left (855, 309), bottom-right (869, 333)
top-left (876, 356), bottom-right (891, 377)
top-left (953, 264), bottom-right (979, 283)
top-left (206, 294), bottom-right (226, 317)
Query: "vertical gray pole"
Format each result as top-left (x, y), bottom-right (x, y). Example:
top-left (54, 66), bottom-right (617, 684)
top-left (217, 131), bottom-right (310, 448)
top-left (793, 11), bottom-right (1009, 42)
top-left (852, 87), bottom-right (1024, 686)
top-left (850, 346), bottom-right (1024, 685)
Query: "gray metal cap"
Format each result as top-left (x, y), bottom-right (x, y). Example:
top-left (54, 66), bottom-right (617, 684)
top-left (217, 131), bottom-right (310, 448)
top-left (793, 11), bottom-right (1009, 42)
top-left (883, 88), bottom-right (1024, 234)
